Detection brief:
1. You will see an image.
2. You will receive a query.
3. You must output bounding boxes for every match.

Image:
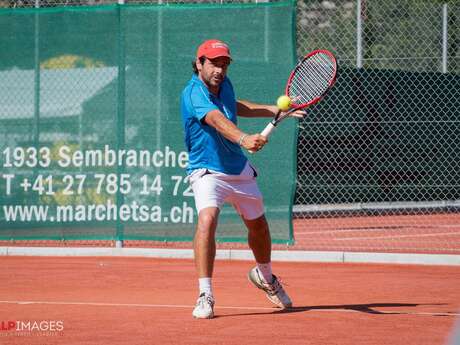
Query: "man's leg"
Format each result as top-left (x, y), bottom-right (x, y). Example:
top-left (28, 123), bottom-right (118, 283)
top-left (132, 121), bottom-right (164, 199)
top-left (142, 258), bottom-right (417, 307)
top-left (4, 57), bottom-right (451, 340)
top-left (244, 214), bottom-right (271, 264)
top-left (192, 207), bottom-right (219, 319)
top-left (194, 207), bottom-right (220, 278)
top-left (244, 214), bottom-right (274, 282)
top-left (244, 214), bottom-right (292, 309)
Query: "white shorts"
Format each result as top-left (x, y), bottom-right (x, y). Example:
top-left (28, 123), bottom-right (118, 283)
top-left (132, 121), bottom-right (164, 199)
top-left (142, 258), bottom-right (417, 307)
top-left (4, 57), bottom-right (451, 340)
top-left (188, 162), bottom-right (265, 220)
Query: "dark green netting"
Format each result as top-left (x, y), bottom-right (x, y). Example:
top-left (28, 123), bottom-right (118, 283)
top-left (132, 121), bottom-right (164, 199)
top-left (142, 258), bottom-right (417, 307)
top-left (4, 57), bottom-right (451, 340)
top-left (0, 2), bottom-right (297, 243)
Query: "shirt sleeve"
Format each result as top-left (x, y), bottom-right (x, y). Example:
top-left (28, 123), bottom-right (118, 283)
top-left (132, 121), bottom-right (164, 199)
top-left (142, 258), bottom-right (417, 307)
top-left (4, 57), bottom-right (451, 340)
top-left (189, 85), bottom-right (219, 122)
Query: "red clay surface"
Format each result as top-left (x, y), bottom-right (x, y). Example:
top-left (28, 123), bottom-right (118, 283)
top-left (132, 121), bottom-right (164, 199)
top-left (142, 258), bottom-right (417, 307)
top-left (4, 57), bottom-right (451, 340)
top-left (1, 257), bottom-right (460, 345)
top-left (291, 212), bottom-right (460, 254)
top-left (2, 212), bottom-right (459, 255)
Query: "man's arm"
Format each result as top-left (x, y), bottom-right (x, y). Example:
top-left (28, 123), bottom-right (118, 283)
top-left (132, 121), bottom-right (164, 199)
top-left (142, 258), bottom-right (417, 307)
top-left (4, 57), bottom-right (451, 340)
top-left (236, 99), bottom-right (278, 118)
top-left (204, 109), bottom-right (267, 152)
top-left (237, 99), bottom-right (306, 119)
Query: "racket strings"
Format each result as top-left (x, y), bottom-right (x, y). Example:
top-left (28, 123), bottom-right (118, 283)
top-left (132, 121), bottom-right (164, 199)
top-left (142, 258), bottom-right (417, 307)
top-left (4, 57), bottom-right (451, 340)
top-left (293, 58), bottom-right (333, 101)
top-left (289, 53), bottom-right (335, 106)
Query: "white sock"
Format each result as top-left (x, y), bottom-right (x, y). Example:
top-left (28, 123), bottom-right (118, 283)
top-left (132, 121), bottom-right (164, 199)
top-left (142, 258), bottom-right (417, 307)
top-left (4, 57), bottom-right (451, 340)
top-left (198, 277), bottom-right (213, 296)
top-left (256, 262), bottom-right (273, 283)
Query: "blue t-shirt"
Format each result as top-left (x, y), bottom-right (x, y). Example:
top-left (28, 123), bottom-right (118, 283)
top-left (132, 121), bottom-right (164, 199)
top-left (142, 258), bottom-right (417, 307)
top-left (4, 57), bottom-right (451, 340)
top-left (180, 74), bottom-right (247, 175)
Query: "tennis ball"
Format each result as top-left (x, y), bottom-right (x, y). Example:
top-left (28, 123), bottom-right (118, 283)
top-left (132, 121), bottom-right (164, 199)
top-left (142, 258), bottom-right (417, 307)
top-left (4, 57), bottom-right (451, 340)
top-left (276, 95), bottom-right (292, 111)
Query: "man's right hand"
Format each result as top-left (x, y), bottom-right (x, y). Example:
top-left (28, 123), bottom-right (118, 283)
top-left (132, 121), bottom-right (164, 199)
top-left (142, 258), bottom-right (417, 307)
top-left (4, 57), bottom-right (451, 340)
top-left (241, 134), bottom-right (268, 152)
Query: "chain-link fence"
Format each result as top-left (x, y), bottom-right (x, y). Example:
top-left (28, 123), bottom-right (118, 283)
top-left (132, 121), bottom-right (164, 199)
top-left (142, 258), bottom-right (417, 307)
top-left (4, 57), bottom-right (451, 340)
top-left (293, 1), bottom-right (460, 253)
top-left (1, 0), bottom-right (459, 253)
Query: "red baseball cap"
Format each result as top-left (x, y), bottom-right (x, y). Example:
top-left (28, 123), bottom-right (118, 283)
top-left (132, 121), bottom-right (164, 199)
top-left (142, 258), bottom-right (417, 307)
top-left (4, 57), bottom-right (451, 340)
top-left (196, 39), bottom-right (232, 60)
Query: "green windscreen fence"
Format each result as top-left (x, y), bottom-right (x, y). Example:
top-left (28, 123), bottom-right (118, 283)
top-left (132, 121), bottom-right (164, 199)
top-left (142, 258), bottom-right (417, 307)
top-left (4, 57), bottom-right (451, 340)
top-left (0, 2), bottom-right (297, 243)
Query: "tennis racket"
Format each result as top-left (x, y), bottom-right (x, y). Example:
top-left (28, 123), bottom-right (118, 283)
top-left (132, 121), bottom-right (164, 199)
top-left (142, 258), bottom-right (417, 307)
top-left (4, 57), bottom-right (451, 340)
top-left (259, 49), bottom-right (337, 138)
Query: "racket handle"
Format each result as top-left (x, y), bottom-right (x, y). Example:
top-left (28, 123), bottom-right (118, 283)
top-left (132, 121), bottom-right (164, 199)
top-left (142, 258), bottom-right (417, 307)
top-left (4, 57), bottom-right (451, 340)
top-left (248, 122), bottom-right (277, 154)
top-left (260, 122), bottom-right (276, 138)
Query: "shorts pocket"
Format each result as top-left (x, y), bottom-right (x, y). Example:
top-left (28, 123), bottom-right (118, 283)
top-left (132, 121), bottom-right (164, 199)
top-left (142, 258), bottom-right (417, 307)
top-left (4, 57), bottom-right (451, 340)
top-left (188, 169), bottom-right (210, 185)
top-left (248, 163), bottom-right (259, 178)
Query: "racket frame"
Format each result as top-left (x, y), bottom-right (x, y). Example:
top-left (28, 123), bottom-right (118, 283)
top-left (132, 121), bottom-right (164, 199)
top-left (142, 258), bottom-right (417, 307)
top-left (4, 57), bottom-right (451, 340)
top-left (260, 49), bottom-right (337, 138)
top-left (248, 49), bottom-right (337, 152)
top-left (286, 49), bottom-right (337, 110)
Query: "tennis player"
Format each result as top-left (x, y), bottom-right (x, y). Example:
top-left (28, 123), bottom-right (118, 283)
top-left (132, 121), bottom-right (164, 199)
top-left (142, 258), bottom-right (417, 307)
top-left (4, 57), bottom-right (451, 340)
top-left (180, 39), bottom-right (303, 319)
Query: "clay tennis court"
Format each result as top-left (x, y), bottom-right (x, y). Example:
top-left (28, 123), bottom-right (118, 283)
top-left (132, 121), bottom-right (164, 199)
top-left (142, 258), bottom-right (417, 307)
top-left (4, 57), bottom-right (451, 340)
top-left (290, 212), bottom-right (460, 254)
top-left (2, 211), bottom-right (460, 255)
top-left (1, 256), bottom-right (460, 345)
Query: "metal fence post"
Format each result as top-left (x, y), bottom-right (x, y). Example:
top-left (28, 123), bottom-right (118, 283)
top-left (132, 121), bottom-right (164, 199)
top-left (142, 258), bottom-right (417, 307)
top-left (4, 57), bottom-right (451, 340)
top-left (442, 3), bottom-right (448, 74)
top-left (116, 0), bottom-right (125, 249)
top-left (34, 0), bottom-right (40, 148)
top-left (356, 0), bottom-right (363, 69)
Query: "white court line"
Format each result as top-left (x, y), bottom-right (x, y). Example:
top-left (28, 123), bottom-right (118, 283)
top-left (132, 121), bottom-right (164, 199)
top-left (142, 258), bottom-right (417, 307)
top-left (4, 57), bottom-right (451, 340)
top-left (333, 232), bottom-right (460, 241)
top-left (0, 300), bottom-right (458, 317)
top-left (295, 225), bottom-right (460, 236)
top-left (0, 300), bottom-right (273, 311)
top-left (294, 231), bottom-right (460, 238)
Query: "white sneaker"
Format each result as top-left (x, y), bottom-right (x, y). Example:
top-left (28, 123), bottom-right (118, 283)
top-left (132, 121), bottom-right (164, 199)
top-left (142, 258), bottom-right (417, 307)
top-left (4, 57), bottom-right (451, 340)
top-left (248, 267), bottom-right (292, 309)
top-left (192, 293), bottom-right (215, 319)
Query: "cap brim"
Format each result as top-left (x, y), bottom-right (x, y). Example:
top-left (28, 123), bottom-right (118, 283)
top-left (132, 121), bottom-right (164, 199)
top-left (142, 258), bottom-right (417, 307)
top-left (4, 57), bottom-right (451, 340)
top-left (200, 48), bottom-right (231, 60)
top-left (206, 54), bottom-right (231, 60)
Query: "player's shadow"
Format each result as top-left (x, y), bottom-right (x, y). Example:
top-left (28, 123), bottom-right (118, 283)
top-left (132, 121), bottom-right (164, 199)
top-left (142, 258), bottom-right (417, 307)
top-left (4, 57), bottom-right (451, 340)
top-left (215, 303), bottom-right (448, 319)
